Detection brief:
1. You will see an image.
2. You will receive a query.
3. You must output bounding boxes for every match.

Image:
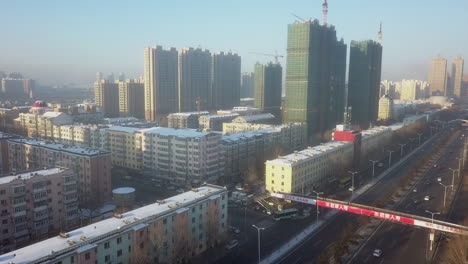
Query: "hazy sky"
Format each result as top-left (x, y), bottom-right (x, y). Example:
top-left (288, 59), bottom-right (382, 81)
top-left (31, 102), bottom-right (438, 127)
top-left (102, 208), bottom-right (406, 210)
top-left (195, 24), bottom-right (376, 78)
top-left (1, 0), bottom-right (467, 86)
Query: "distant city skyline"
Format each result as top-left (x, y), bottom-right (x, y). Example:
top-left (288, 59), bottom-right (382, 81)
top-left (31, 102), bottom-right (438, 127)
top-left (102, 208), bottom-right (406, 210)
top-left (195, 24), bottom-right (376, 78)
top-left (0, 0), bottom-right (467, 86)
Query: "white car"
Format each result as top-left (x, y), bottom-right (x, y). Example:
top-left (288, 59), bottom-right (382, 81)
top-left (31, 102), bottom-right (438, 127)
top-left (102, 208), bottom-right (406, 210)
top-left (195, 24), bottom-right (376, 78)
top-left (437, 177), bottom-right (442, 182)
top-left (225, 239), bottom-right (239, 250)
top-left (413, 189), bottom-right (417, 193)
top-left (348, 187), bottom-right (354, 192)
top-left (373, 249), bottom-right (383, 257)
top-left (424, 195), bottom-right (430, 201)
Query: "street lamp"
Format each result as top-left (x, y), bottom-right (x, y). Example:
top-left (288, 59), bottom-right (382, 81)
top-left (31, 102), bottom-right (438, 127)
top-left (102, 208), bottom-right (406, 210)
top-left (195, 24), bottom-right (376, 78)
top-left (386, 150), bottom-right (394, 167)
top-left (448, 168), bottom-right (458, 192)
top-left (438, 182), bottom-right (453, 209)
top-left (369, 160), bottom-right (378, 179)
top-left (398, 143), bottom-right (406, 158)
top-left (425, 210), bottom-right (440, 251)
top-left (417, 133), bottom-right (423, 146)
top-left (348, 171), bottom-right (358, 195)
top-left (311, 190), bottom-right (323, 223)
top-left (252, 224), bottom-right (265, 264)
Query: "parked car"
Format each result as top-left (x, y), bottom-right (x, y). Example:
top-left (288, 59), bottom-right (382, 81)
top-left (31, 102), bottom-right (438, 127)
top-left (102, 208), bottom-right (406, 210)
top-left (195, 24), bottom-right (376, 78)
top-left (413, 188), bottom-right (417, 192)
top-left (373, 249), bottom-right (383, 257)
top-left (437, 177), bottom-right (442, 182)
top-left (176, 189), bottom-right (184, 194)
top-left (167, 186), bottom-right (176, 190)
top-left (348, 187), bottom-right (354, 192)
top-left (378, 163), bottom-right (384, 167)
top-left (424, 195), bottom-right (430, 201)
top-left (225, 240), bottom-right (239, 250)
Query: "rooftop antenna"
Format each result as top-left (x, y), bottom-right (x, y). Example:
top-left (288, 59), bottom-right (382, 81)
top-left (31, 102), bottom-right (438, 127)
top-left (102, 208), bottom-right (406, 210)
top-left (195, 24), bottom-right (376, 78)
top-left (378, 22), bottom-right (383, 44)
top-left (322, 0), bottom-right (328, 25)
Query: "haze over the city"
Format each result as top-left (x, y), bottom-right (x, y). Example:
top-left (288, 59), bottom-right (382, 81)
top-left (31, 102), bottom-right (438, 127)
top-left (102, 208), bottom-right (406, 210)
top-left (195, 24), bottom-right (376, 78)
top-left (1, 0), bottom-right (467, 85)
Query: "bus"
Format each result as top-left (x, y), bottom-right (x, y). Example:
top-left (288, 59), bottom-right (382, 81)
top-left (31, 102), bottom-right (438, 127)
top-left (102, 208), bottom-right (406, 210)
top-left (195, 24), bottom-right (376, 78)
top-left (273, 208), bottom-right (298, 221)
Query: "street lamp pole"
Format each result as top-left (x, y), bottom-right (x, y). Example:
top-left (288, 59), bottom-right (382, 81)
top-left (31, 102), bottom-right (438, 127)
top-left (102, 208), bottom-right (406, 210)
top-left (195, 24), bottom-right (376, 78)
top-left (386, 150), bottom-right (394, 167)
top-left (438, 182), bottom-right (453, 209)
top-left (312, 190), bottom-right (323, 223)
top-left (369, 160), bottom-right (378, 179)
top-left (425, 210), bottom-right (440, 251)
top-left (252, 224), bottom-right (265, 264)
top-left (348, 171), bottom-right (358, 196)
top-left (417, 133), bottom-right (423, 146)
top-left (398, 143), bottom-right (406, 157)
top-left (448, 168), bottom-right (458, 192)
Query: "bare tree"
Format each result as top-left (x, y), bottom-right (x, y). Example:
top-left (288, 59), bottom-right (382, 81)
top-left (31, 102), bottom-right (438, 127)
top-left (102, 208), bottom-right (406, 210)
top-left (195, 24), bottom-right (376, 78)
top-left (442, 219), bottom-right (468, 264)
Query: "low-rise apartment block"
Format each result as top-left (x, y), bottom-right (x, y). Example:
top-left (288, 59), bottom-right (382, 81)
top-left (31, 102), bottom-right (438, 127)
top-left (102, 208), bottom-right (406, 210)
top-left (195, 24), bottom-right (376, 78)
top-left (0, 168), bottom-right (79, 253)
top-left (167, 111), bottom-right (209, 129)
top-left (222, 123), bottom-right (306, 183)
top-left (0, 185), bottom-right (228, 264)
top-left (7, 138), bottom-right (112, 205)
top-left (199, 113), bottom-right (239, 131)
top-left (107, 126), bottom-right (143, 170)
top-left (141, 127), bottom-right (224, 186)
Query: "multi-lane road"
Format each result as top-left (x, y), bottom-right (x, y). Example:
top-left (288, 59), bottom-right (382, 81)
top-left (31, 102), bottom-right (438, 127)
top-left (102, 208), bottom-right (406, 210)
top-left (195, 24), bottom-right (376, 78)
top-left (276, 125), bottom-right (460, 264)
top-left (347, 129), bottom-right (464, 263)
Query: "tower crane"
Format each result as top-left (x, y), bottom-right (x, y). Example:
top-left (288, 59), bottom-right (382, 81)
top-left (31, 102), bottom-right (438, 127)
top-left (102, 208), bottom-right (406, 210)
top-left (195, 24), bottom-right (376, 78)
top-left (249, 52), bottom-right (284, 64)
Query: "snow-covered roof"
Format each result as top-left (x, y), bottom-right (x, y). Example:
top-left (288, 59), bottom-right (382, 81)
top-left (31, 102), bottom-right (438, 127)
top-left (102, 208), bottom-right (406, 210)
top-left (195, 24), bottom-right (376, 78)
top-left (233, 113), bottom-right (275, 123)
top-left (266, 140), bottom-right (352, 167)
top-left (107, 126), bottom-right (141, 134)
top-left (112, 187), bottom-right (135, 194)
top-left (168, 111), bottom-right (209, 117)
top-left (0, 185), bottom-right (226, 264)
top-left (0, 168), bottom-right (65, 185)
top-left (140, 127), bottom-right (213, 138)
top-left (200, 113), bottom-right (239, 120)
top-left (8, 138), bottom-right (110, 156)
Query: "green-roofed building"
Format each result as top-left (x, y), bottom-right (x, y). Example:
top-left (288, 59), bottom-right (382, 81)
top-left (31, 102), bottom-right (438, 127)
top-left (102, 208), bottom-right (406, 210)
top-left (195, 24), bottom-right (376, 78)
top-left (347, 40), bottom-right (383, 129)
top-left (283, 19), bottom-right (347, 143)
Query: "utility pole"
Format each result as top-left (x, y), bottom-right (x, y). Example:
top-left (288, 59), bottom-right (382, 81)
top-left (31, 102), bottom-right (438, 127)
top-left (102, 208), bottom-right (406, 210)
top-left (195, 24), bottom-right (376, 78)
top-left (369, 160), bottom-right (378, 179)
top-left (386, 150), bottom-right (394, 167)
top-left (348, 171), bottom-right (358, 195)
top-left (312, 190), bottom-right (323, 223)
top-left (252, 225), bottom-right (265, 264)
top-left (448, 168), bottom-right (458, 192)
top-left (417, 133), bottom-right (423, 145)
top-left (439, 182), bottom-right (453, 209)
top-left (398, 143), bottom-right (406, 158)
top-left (425, 210), bottom-right (440, 252)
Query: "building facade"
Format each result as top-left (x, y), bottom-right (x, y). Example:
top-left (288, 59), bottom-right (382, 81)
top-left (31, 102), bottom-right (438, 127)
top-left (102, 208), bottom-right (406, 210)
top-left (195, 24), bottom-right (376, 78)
top-left (283, 20), bottom-right (347, 143)
top-left (428, 56), bottom-right (448, 96)
top-left (167, 111), bottom-right (209, 129)
top-left (254, 62), bottom-right (282, 122)
top-left (452, 56), bottom-right (464, 98)
top-left (222, 123), bottom-right (306, 184)
top-left (144, 46), bottom-right (179, 122)
top-left (378, 94), bottom-right (394, 121)
top-left (1, 185), bottom-right (228, 264)
top-left (0, 168), bottom-right (79, 253)
top-left (107, 127), bottom-right (143, 171)
top-left (198, 114), bottom-right (239, 132)
top-left (118, 79), bottom-right (145, 119)
top-left (178, 48), bottom-right (212, 112)
top-left (7, 138), bottom-right (112, 205)
top-left (141, 128), bottom-right (224, 186)
top-left (241, 72), bottom-right (255, 98)
top-left (347, 40), bottom-right (383, 129)
top-left (211, 52), bottom-right (241, 110)
top-left (94, 80), bottom-right (119, 118)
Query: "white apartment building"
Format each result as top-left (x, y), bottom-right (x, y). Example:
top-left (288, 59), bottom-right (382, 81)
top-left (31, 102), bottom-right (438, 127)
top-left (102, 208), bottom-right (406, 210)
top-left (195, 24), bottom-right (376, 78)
top-left (1, 185), bottom-right (228, 264)
top-left (141, 127), bottom-right (224, 186)
top-left (265, 141), bottom-right (354, 194)
top-left (378, 94), bottom-right (394, 121)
